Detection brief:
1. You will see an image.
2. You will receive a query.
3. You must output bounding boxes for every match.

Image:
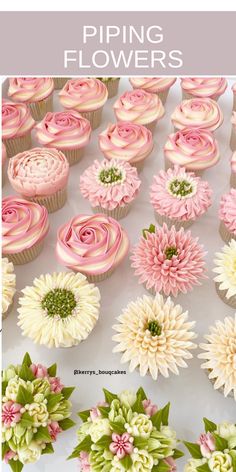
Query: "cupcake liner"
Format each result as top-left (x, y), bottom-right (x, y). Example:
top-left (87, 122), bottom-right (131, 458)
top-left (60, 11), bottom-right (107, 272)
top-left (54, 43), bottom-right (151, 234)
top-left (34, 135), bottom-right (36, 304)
top-left (219, 220), bottom-right (236, 244)
top-left (233, 94), bottom-right (236, 112)
top-left (182, 91), bottom-right (219, 102)
top-left (26, 187), bottom-right (67, 213)
top-left (230, 126), bottom-right (236, 152)
top-left (144, 119), bottom-right (157, 133)
top-left (86, 266), bottom-right (115, 283)
top-left (164, 156), bottom-right (204, 177)
top-left (80, 107), bottom-right (103, 130)
top-left (106, 79), bottom-right (120, 98)
top-left (29, 94), bottom-right (53, 121)
top-left (215, 282), bottom-right (236, 309)
top-left (230, 171), bottom-right (236, 188)
top-left (92, 203), bottom-right (130, 220)
top-left (4, 132), bottom-right (32, 158)
top-left (62, 147), bottom-right (84, 166)
top-left (53, 77), bottom-right (70, 89)
top-left (133, 159), bottom-right (146, 173)
top-left (3, 240), bottom-right (44, 265)
top-left (205, 370), bottom-right (234, 399)
top-left (157, 88), bottom-right (169, 105)
top-left (155, 211), bottom-right (194, 230)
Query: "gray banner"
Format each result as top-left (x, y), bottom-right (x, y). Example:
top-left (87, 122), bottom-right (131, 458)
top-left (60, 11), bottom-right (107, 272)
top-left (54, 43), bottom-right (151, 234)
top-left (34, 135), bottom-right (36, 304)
top-left (0, 11), bottom-right (235, 75)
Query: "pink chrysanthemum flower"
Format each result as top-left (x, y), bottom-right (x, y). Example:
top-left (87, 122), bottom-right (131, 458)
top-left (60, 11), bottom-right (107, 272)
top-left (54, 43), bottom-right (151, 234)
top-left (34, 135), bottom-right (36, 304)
top-left (131, 223), bottom-right (207, 297)
top-left (2, 401), bottom-right (22, 427)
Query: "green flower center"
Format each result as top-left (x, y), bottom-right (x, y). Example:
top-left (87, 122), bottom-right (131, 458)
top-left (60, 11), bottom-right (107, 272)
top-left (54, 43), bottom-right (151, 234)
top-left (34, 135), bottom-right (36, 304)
top-left (169, 178), bottom-right (193, 197)
top-left (165, 246), bottom-right (178, 260)
top-left (99, 167), bottom-right (123, 185)
top-left (147, 320), bottom-right (162, 337)
top-left (42, 289), bottom-right (76, 318)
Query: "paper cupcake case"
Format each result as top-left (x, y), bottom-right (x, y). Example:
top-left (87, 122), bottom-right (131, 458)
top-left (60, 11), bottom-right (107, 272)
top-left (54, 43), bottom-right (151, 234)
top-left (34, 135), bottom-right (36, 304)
top-left (4, 239), bottom-right (44, 265)
top-left (215, 281), bottom-right (236, 309)
top-left (63, 147), bottom-right (85, 166)
top-left (80, 107), bottom-right (103, 130)
top-left (105, 78), bottom-right (120, 98)
top-left (3, 132), bottom-right (32, 158)
top-left (164, 156), bottom-right (204, 177)
top-left (155, 211), bottom-right (194, 231)
top-left (219, 220), bottom-right (236, 243)
top-left (92, 203), bottom-right (131, 220)
top-left (85, 266), bottom-right (115, 283)
top-left (29, 93), bottom-right (53, 121)
top-left (26, 187), bottom-right (67, 213)
top-left (144, 119), bottom-right (157, 133)
top-left (157, 88), bottom-right (171, 104)
top-left (53, 77), bottom-right (70, 89)
top-left (182, 90), bottom-right (220, 101)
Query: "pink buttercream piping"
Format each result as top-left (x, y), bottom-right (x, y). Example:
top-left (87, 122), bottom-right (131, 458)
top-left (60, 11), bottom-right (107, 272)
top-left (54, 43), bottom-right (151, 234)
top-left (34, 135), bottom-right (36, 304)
top-left (171, 98), bottom-right (223, 131)
top-left (59, 78), bottom-right (108, 112)
top-left (114, 89), bottom-right (165, 125)
top-left (2, 99), bottom-right (35, 139)
top-left (129, 77), bottom-right (176, 93)
top-left (219, 188), bottom-right (236, 235)
top-left (181, 78), bottom-right (227, 99)
top-left (8, 77), bottom-right (54, 103)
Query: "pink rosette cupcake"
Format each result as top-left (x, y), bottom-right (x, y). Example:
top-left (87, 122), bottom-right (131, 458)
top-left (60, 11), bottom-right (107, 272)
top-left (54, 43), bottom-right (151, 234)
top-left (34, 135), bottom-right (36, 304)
top-left (114, 89), bottom-right (165, 132)
top-left (35, 111), bottom-right (91, 166)
top-left (56, 213), bottom-right (129, 282)
top-left (171, 98), bottom-right (223, 132)
top-left (99, 122), bottom-right (153, 171)
top-left (232, 83), bottom-right (236, 111)
top-left (8, 77), bottom-right (54, 121)
top-left (2, 99), bottom-right (35, 158)
top-left (231, 152), bottom-right (236, 188)
top-left (53, 77), bottom-right (70, 90)
top-left (131, 223), bottom-right (207, 297)
top-left (150, 165), bottom-right (212, 230)
top-left (2, 195), bottom-right (49, 264)
top-left (164, 127), bottom-right (220, 176)
top-left (230, 112), bottom-right (236, 152)
top-left (80, 159), bottom-right (141, 219)
top-left (2, 142), bottom-right (7, 185)
top-left (129, 77), bottom-right (176, 104)
top-left (8, 148), bottom-right (69, 213)
top-left (181, 77), bottom-right (227, 101)
top-left (219, 188), bottom-right (236, 243)
top-left (96, 77), bottom-right (120, 98)
top-left (59, 78), bottom-right (108, 130)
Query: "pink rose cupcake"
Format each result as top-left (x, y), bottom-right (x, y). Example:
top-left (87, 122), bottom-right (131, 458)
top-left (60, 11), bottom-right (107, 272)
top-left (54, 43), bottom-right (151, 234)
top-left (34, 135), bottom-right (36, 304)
top-left (2, 100), bottom-right (35, 157)
top-left (150, 165), bottom-right (212, 230)
top-left (219, 188), bottom-right (236, 243)
top-left (53, 77), bottom-right (70, 90)
top-left (233, 83), bottom-right (236, 111)
top-left (131, 223), bottom-right (207, 297)
top-left (181, 77), bottom-right (227, 101)
top-left (35, 111), bottom-right (91, 166)
top-left (114, 89), bottom-right (165, 132)
top-left (80, 159), bottom-right (141, 219)
top-left (59, 78), bottom-right (108, 130)
top-left (171, 98), bottom-right (223, 132)
top-left (96, 78), bottom-right (120, 98)
top-left (56, 213), bottom-right (129, 282)
top-left (99, 122), bottom-right (153, 171)
top-left (8, 77), bottom-right (54, 121)
top-left (129, 77), bottom-right (176, 104)
top-left (231, 152), bottom-right (236, 188)
top-left (8, 148), bottom-right (69, 213)
top-left (2, 196), bottom-right (49, 264)
top-left (2, 142), bottom-right (7, 185)
top-left (164, 127), bottom-right (220, 176)
top-left (230, 112), bottom-right (236, 152)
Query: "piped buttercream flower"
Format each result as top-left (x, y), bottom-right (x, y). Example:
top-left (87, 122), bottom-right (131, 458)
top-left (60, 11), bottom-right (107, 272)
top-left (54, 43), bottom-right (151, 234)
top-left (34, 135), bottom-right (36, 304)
top-left (109, 433), bottom-right (134, 459)
top-left (2, 401), bottom-right (22, 427)
top-left (171, 98), bottom-right (223, 131)
top-left (197, 433), bottom-right (215, 458)
top-left (48, 421), bottom-right (62, 441)
top-left (2, 99), bottom-right (35, 139)
top-left (219, 188), bottom-right (236, 237)
top-left (8, 77), bottom-right (54, 103)
top-left (59, 78), bottom-right (108, 112)
top-left (114, 89), bottom-right (164, 126)
top-left (181, 77), bottom-right (227, 99)
top-left (129, 77), bottom-right (176, 94)
top-left (213, 239), bottom-right (236, 302)
top-left (2, 257), bottom-right (16, 316)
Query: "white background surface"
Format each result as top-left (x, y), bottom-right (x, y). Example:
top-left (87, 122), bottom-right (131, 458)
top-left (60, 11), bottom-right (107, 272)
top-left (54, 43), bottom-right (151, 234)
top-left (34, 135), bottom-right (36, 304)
top-left (2, 77), bottom-right (236, 471)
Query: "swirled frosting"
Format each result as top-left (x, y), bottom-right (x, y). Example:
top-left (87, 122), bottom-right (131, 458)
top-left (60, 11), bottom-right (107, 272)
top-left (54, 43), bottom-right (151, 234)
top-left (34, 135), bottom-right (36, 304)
top-left (231, 112), bottom-right (236, 130)
top-left (164, 127), bottom-right (220, 171)
top-left (171, 98), bottom-right (223, 131)
top-left (150, 165), bottom-right (212, 221)
top-left (2, 195), bottom-right (49, 254)
top-left (231, 152), bottom-right (236, 174)
top-left (8, 78), bottom-right (54, 103)
top-left (8, 148), bottom-right (69, 197)
top-left (2, 142), bottom-right (7, 167)
top-left (35, 111), bottom-right (91, 150)
top-left (56, 214), bottom-right (129, 275)
top-left (219, 188), bottom-right (236, 235)
top-left (2, 99), bottom-right (35, 139)
top-left (80, 159), bottom-right (141, 210)
top-left (114, 89), bottom-right (165, 125)
top-left (213, 239), bottom-right (236, 300)
top-left (129, 77), bottom-right (176, 93)
top-left (99, 122), bottom-right (153, 164)
top-left (2, 257), bottom-right (16, 314)
top-left (181, 78), bottom-right (227, 99)
top-left (59, 78), bottom-right (108, 112)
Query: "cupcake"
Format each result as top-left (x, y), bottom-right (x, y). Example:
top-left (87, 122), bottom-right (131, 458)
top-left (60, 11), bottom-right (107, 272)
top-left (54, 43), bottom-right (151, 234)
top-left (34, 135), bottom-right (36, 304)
top-left (164, 127), bottom-right (220, 176)
top-left (199, 315), bottom-right (236, 400)
top-left (230, 112), bottom-right (236, 151)
top-left (99, 121), bottom-right (153, 171)
top-left (233, 83), bottom-right (236, 111)
top-left (219, 188), bottom-right (236, 243)
top-left (8, 77), bottom-right (54, 121)
top-left (2, 142), bottom-right (7, 185)
top-left (80, 159), bottom-right (141, 219)
top-left (2, 257), bottom-right (16, 319)
top-left (213, 239), bottom-right (236, 309)
top-left (150, 165), bottom-right (212, 230)
top-left (8, 148), bottom-right (69, 213)
top-left (59, 78), bottom-right (108, 130)
top-left (56, 214), bottom-right (129, 282)
top-left (2, 196), bottom-right (49, 265)
top-left (96, 77), bottom-right (120, 98)
top-left (171, 98), bottom-right (223, 132)
top-left (181, 77), bottom-right (227, 101)
top-left (2, 99), bottom-right (35, 157)
top-left (114, 89), bottom-right (165, 132)
top-left (35, 111), bottom-right (91, 166)
top-left (18, 272), bottom-right (100, 348)
top-left (231, 152), bottom-right (236, 188)
top-left (53, 77), bottom-right (70, 89)
top-left (129, 77), bottom-right (176, 104)
top-left (113, 293), bottom-right (197, 380)
top-left (131, 223), bottom-right (206, 297)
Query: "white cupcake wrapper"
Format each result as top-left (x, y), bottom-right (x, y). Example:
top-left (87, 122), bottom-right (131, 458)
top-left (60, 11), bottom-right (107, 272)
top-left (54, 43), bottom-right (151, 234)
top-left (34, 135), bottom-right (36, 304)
top-left (182, 91), bottom-right (220, 102)
top-left (4, 240), bottom-right (44, 265)
top-left (215, 282), bottom-right (236, 309)
top-left (230, 171), bottom-right (236, 188)
top-left (80, 107), bottom-right (103, 130)
top-left (53, 78), bottom-right (70, 89)
top-left (105, 79), bottom-right (120, 98)
top-left (92, 204), bottom-right (130, 220)
top-left (63, 147), bottom-right (84, 166)
top-left (230, 126), bottom-right (236, 152)
top-left (25, 187), bottom-right (67, 213)
top-left (29, 94), bottom-right (53, 121)
top-left (155, 211), bottom-right (194, 230)
top-left (86, 266), bottom-right (115, 283)
top-left (4, 132), bottom-right (32, 158)
top-left (144, 119), bottom-right (157, 133)
top-left (233, 94), bottom-right (236, 112)
top-left (219, 220), bottom-right (236, 244)
top-left (156, 88), bottom-right (169, 105)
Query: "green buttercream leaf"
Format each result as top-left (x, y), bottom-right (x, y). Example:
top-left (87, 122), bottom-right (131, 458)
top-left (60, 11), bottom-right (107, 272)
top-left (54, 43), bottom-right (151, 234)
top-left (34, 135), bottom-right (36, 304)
top-left (16, 385), bottom-right (34, 405)
top-left (151, 409), bottom-right (163, 430)
top-left (161, 403), bottom-right (170, 426)
top-left (183, 441), bottom-right (202, 459)
top-left (120, 454), bottom-right (132, 469)
top-left (58, 418), bottom-right (76, 431)
top-left (46, 393), bottom-right (63, 412)
top-left (196, 464), bottom-right (211, 472)
top-left (98, 406), bottom-right (110, 418)
top-left (152, 460), bottom-right (170, 471)
top-left (47, 363), bottom-right (57, 377)
top-left (212, 433), bottom-right (228, 451)
top-left (109, 421), bottom-right (126, 434)
top-left (61, 387), bottom-right (75, 400)
top-left (8, 460), bottom-right (23, 472)
top-left (2, 380), bottom-right (8, 396)
top-left (22, 352), bottom-right (32, 367)
top-left (67, 436), bottom-right (92, 459)
top-left (42, 443), bottom-right (54, 455)
top-left (103, 388), bottom-right (118, 404)
top-left (18, 364), bottom-right (35, 382)
top-left (95, 435), bottom-right (112, 448)
top-left (78, 410), bottom-right (91, 422)
top-left (203, 418), bottom-right (217, 433)
top-left (136, 387), bottom-right (147, 401)
top-left (20, 412), bottom-right (34, 428)
top-left (34, 426), bottom-right (52, 443)
top-left (173, 448), bottom-right (185, 459)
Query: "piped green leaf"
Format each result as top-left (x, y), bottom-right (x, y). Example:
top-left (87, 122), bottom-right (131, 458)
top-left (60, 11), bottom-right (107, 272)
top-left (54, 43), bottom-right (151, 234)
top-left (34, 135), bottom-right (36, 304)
top-left (47, 363), bottom-right (57, 377)
top-left (20, 412), bottom-right (34, 428)
top-left (142, 223), bottom-right (156, 239)
top-left (18, 364), bottom-right (35, 382)
top-left (120, 454), bottom-right (132, 469)
top-left (212, 433), bottom-right (228, 451)
top-left (136, 387), bottom-right (147, 401)
top-left (9, 460), bottom-right (23, 472)
top-left (109, 421), bottom-right (126, 434)
top-left (203, 418), bottom-right (217, 433)
top-left (46, 393), bottom-right (63, 412)
top-left (173, 448), bottom-right (185, 459)
top-left (161, 402), bottom-right (170, 426)
top-left (67, 436), bottom-right (92, 459)
top-left (61, 387), bottom-right (75, 400)
top-left (95, 435), bottom-right (111, 448)
top-left (34, 426), bottom-right (52, 443)
top-left (151, 409), bottom-right (163, 430)
top-left (58, 418), bottom-right (76, 431)
top-left (78, 410), bottom-right (91, 422)
top-left (42, 443), bottom-right (54, 455)
top-left (103, 388), bottom-right (118, 404)
top-left (22, 352), bottom-right (32, 367)
top-left (196, 464), bottom-right (211, 472)
top-left (183, 441), bottom-right (202, 459)
top-left (2, 380), bottom-right (8, 396)
top-left (16, 385), bottom-right (34, 405)
top-left (152, 460), bottom-right (170, 471)
top-left (98, 406), bottom-right (110, 418)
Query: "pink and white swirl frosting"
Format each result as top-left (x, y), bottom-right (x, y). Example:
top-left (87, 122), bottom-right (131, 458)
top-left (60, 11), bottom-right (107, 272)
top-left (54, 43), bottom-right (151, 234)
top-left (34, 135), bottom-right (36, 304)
top-left (129, 77), bottom-right (176, 93)
top-left (59, 78), bottom-right (108, 112)
top-left (2, 195), bottom-right (49, 254)
top-left (150, 165), bottom-right (212, 221)
top-left (56, 213), bottom-right (129, 275)
top-left (231, 152), bottom-right (236, 174)
top-left (35, 111), bottom-right (91, 150)
top-left (99, 122), bottom-right (153, 164)
top-left (8, 78), bottom-right (54, 103)
top-left (80, 159), bottom-right (141, 210)
top-left (114, 89), bottom-right (165, 126)
top-left (231, 112), bottom-right (236, 130)
top-left (171, 98), bottom-right (223, 131)
top-left (2, 143), bottom-right (7, 167)
top-left (8, 148), bottom-right (69, 197)
top-left (181, 78), bottom-right (227, 99)
top-left (2, 99), bottom-right (35, 139)
top-left (219, 188), bottom-right (236, 235)
top-left (164, 127), bottom-right (220, 171)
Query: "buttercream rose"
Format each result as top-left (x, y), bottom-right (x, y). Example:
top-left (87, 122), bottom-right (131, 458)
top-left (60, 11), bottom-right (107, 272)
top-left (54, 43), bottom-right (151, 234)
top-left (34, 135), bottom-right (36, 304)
top-left (118, 390), bottom-right (137, 408)
top-left (8, 77), bottom-right (54, 103)
top-left (114, 89), bottom-right (164, 126)
top-left (131, 449), bottom-right (153, 471)
top-left (217, 422), bottom-right (236, 449)
top-left (129, 77), bottom-right (176, 93)
top-left (2, 100), bottom-right (35, 139)
top-left (171, 98), bottom-right (223, 131)
top-left (17, 441), bottom-right (43, 464)
top-left (59, 78), bottom-right (108, 112)
top-left (89, 418), bottom-right (111, 443)
top-left (127, 413), bottom-right (153, 438)
top-left (181, 77), bottom-right (227, 99)
top-left (5, 377), bottom-right (30, 402)
top-left (208, 451), bottom-right (233, 472)
top-left (27, 402), bottom-right (49, 427)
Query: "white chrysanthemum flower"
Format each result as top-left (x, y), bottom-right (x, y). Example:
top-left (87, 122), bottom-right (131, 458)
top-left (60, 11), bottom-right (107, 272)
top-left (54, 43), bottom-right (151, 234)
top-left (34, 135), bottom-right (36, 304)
top-left (213, 239), bottom-right (236, 302)
top-left (2, 257), bottom-right (16, 317)
top-left (199, 315), bottom-right (236, 401)
top-left (17, 272), bottom-right (100, 348)
top-left (112, 294), bottom-right (197, 380)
